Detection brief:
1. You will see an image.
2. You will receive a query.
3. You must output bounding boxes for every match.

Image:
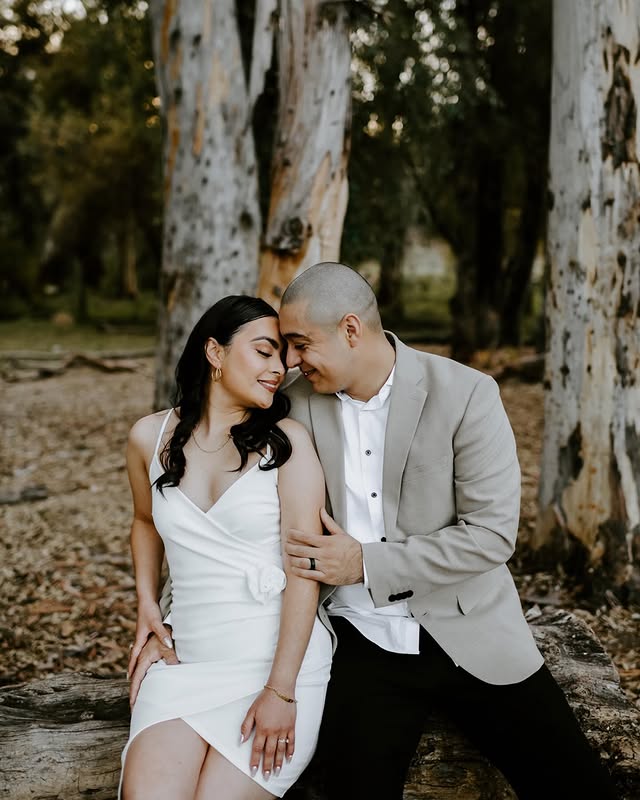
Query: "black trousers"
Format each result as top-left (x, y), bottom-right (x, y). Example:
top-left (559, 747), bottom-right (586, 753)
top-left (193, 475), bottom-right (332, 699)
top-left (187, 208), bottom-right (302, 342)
top-left (304, 617), bottom-right (618, 800)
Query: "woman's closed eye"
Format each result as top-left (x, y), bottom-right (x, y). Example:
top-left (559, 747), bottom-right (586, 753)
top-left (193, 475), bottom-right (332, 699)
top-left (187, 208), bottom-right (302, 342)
top-left (257, 350), bottom-right (272, 358)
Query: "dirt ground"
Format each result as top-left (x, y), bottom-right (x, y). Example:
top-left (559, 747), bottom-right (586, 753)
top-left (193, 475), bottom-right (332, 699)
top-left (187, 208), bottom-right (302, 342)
top-left (1, 352), bottom-right (639, 714)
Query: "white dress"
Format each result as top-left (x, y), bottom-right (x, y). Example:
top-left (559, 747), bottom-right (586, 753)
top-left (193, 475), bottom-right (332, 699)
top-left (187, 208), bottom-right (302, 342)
top-left (119, 411), bottom-right (333, 797)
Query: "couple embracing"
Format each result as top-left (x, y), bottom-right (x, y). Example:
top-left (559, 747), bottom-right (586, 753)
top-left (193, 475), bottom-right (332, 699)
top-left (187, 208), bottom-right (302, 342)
top-left (119, 263), bottom-right (616, 800)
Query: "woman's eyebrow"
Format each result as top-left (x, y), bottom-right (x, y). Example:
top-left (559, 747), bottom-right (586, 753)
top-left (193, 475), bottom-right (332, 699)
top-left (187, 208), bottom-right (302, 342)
top-left (250, 336), bottom-right (281, 349)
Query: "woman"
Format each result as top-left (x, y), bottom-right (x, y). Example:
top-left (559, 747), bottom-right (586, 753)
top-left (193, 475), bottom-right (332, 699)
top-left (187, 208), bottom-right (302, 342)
top-left (119, 296), bottom-right (332, 799)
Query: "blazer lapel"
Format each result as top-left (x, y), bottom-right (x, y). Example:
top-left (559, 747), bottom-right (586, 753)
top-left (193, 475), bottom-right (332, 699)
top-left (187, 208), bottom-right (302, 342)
top-left (309, 392), bottom-right (347, 527)
top-left (382, 336), bottom-right (428, 534)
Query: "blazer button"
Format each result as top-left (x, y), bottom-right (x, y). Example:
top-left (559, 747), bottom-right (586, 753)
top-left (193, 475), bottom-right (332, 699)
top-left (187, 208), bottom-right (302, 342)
top-left (381, 537), bottom-right (386, 542)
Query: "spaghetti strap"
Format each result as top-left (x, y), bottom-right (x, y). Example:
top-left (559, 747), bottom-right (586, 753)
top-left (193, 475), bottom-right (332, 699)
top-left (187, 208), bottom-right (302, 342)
top-left (154, 409), bottom-right (174, 460)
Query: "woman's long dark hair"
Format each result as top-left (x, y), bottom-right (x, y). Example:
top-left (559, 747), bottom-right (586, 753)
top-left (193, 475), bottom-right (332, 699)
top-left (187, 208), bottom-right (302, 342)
top-left (155, 296), bottom-right (292, 494)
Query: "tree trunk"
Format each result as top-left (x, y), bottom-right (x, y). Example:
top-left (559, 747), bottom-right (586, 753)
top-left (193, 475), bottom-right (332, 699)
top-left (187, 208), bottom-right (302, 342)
top-left (499, 162), bottom-right (546, 347)
top-left (473, 154), bottom-right (504, 350)
top-left (377, 238), bottom-right (404, 323)
top-left (534, 0), bottom-right (640, 600)
top-left (120, 215), bottom-right (139, 299)
top-left (2, 610), bottom-right (637, 800)
top-left (256, 0), bottom-right (352, 308)
top-left (73, 258), bottom-right (89, 324)
top-left (449, 251), bottom-right (477, 364)
top-left (149, 0), bottom-right (263, 407)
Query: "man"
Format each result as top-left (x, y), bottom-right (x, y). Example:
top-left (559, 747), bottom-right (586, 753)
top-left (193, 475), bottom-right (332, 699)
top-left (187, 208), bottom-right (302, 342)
top-left (135, 263), bottom-right (617, 799)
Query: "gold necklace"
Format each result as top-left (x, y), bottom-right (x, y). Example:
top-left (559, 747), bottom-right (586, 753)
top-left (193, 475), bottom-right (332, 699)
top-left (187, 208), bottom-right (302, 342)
top-left (191, 428), bottom-right (232, 454)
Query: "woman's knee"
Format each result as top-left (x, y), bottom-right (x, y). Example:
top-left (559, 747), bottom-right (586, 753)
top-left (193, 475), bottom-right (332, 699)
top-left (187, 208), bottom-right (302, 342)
top-left (122, 720), bottom-right (208, 800)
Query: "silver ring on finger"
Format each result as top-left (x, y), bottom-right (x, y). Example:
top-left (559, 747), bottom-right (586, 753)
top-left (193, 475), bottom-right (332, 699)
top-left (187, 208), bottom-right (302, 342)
top-left (309, 556), bottom-right (316, 570)
top-left (277, 737), bottom-right (289, 744)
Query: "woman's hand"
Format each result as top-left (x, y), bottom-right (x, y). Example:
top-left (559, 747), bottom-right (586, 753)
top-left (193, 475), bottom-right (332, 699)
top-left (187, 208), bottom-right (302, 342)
top-left (127, 601), bottom-right (174, 681)
top-left (240, 688), bottom-right (296, 780)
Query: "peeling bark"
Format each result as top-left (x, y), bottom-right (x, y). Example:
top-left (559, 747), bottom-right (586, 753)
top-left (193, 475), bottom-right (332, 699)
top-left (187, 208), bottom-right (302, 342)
top-left (149, 0), bottom-right (262, 407)
top-left (535, 0), bottom-right (640, 600)
top-left (256, 0), bottom-right (352, 307)
top-left (149, 1), bottom-right (353, 403)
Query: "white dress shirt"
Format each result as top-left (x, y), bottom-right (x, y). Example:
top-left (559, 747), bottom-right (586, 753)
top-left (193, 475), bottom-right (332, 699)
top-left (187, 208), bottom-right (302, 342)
top-left (326, 366), bottom-right (421, 654)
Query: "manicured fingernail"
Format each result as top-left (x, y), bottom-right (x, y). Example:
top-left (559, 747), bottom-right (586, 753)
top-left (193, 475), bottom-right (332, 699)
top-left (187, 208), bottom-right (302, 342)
top-left (287, 753), bottom-right (293, 761)
top-left (250, 766), bottom-right (258, 776)
top-left (239, 734), bottom-right (244, 744)
top-left (275, 766), bottom-right (281, 776)
top-left (264, 770), bottom-right (270, 780)
top-left (164, 637), bottom-right (173, 648)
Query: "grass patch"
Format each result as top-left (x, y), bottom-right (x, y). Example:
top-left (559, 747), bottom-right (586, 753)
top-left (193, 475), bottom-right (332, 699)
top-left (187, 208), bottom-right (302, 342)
top-left (381, 274), bottom-right (455, 341)
top-left (0, 319), bottom-right (156, 353)
top-left (0, 290), bottom-right (158, 353)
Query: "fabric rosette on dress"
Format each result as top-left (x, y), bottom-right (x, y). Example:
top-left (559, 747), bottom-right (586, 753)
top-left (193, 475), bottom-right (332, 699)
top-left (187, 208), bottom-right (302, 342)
top-left (246, 563), bottom-right (287, 604)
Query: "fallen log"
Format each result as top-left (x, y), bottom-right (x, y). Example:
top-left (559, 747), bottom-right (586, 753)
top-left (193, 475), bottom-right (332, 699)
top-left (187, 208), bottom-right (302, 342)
top-left (0, 608), bottom-right (638, 800)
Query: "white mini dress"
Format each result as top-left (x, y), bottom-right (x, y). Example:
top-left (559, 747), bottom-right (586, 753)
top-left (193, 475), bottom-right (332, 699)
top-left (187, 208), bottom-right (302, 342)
top-left (119, 412), bottom-right (332, 797)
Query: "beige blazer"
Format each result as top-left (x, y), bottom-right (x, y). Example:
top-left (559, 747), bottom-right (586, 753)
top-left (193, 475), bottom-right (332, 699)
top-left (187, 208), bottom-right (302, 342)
top-left (286, 333), bottom-right (543, 685)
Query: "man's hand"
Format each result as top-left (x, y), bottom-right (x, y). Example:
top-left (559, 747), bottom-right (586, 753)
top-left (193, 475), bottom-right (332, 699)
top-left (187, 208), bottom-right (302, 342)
top-left (128, 626), bottom-right (179, 708)
top-left (128, 599), bottom-right (174, 680)
top-left (285, 508), bottom-right (364, 585)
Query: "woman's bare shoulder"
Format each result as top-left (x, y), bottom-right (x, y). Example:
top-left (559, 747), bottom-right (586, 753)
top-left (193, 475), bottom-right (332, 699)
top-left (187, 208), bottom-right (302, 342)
top-left (276, 418), bottom-right (319, 469)
top-left (276, 417), bottom-right (311, 445)
top-left (128, 409), bottom-right (176, 453)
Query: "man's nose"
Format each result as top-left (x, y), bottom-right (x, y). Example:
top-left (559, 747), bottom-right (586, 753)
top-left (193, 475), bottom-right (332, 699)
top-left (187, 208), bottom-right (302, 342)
top-left (286, 348), bottom-right (301, 369)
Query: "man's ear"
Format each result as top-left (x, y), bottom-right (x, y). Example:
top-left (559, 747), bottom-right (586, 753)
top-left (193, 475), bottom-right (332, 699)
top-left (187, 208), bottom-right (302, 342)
top-left (340, 313), bottom-right (363, 347)
top-left (204, 337), bottom-right (224, 368)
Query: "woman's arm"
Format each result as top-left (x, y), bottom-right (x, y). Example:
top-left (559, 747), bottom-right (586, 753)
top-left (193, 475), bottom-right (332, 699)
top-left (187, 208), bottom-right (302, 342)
top-left (126, 415), bottom-right (175, 696)
top-left (241, 418), bottom-right (325, 779)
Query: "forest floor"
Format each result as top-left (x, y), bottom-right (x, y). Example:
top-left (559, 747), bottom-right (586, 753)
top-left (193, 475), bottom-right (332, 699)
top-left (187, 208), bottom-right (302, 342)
top-left (1, 347), bottom-right (639, 715)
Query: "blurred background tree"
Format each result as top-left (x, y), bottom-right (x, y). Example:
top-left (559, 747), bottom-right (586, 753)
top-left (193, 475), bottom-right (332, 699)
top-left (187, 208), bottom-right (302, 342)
top-left (0, 0), bottom-right (161, 323)
top-left (343, 0), bottom-right (551, 358)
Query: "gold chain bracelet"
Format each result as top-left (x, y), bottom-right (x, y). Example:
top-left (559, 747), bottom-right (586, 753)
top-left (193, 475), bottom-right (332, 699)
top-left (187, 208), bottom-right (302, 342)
top-left (264, 683), bottom-right (297, 704)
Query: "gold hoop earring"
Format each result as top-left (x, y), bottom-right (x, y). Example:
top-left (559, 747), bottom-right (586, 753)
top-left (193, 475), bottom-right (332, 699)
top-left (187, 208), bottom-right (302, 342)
top-left (212, 367), bottom-right (222, 382)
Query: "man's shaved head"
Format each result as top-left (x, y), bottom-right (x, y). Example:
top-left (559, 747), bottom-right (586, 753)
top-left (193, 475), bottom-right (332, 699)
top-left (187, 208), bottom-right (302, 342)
top-left (280, 262), bottom-right (382, 331)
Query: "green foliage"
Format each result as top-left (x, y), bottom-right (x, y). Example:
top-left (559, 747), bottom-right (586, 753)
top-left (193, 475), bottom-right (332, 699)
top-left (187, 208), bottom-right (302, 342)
top-left (0, 0), bottom-right (162, 319)
top-left (342, 0), bottom-right (552, 346)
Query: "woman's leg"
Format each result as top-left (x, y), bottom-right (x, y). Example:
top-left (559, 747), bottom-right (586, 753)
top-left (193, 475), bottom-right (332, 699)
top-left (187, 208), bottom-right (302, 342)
top-left (122, 719), bottom-right (208, 800)
top-left (194, 747), bottom-right (276, 800)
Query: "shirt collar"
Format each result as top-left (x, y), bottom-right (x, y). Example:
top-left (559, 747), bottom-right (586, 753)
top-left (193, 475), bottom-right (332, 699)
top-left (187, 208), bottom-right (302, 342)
top-left (336, 365), bottom-right (395, 411)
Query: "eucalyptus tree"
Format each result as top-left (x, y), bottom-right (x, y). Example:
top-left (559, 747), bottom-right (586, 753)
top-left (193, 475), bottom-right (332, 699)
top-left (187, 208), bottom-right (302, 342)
top-left (149, 0), bottom-right (352, 405)
top-left (535, 0), bottom-right (640, 599)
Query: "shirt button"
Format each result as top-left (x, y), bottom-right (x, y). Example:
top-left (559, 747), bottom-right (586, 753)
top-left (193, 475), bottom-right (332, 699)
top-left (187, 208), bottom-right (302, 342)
top-left (371, 492), bottom-right (377, 498)
top-left (381, 537), bottom-right (387, 542)
top-left (365, 449), bottom-right (372, 456)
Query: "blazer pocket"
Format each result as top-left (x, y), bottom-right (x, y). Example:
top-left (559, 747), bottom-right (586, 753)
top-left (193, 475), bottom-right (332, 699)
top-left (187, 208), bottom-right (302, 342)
top-left (402, 454), bottom-right (453, 483)
top-left (456, 581), bottom-right (491, 615)
top-left (456, 568), bottom-right (508, 615)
